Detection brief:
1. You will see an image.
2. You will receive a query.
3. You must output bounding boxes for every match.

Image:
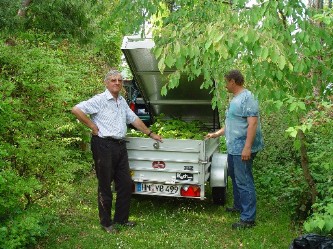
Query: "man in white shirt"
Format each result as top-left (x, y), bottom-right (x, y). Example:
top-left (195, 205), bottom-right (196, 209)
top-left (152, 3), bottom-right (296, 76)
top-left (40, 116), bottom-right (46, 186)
top-left (72, 69), bottom-right (162, 233)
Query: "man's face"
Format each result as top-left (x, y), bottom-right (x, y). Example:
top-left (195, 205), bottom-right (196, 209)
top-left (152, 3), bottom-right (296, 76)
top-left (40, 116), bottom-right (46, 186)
top-left (105, 74), bottom-right (123, 96)
top-left (225, 78), bottom-right (235, 93)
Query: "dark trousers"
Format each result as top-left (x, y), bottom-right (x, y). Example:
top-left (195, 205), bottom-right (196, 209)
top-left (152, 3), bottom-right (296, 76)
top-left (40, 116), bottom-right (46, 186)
top-left (91, 135), bottom-right (132, 227)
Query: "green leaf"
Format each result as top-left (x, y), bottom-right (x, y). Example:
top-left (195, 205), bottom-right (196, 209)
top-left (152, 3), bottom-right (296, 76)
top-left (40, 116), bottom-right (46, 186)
top-left (270, 48), bottom-right (279, 64)
top-left (298, 102), bottom-right (306, 110)
top-left (213, 33), bottom-right (223, 44)
top-left (276, 70), bottom-right (283, 81)
top-left (288, 62), bottom-right (293, 72)
top-left (326, 219), bottom-right (333, 231)
top-left (184, 22), bottom-right (193, 29)
top-left (205, 40), bottom-right (212, 50)
top-left (261, 47), bottom-right (269, 60)
top-left (154, 47), bottom-right (163, 59)
top-left (161, 85), bottom-right (168, 96)
top-left (289, 102), bottom-right (297, 112)
top-left (174, 41), bottom-right (180, 55)
top-left (286, 127), bottom-right (298, 138)
top-left (168, 71), bottom-right (180, 89)
top-left (304, 221), bottom-right (311, 232)
top-left (158, 55), bottom-right (166, 73)
top-left (274, 100), bottom-right (283, 110)
top-left (317, 219), bottom-right (325, 230)
top-left (278, 55), bottom-right (286, 70)
top-left (165, 54), bottom-right (176, 68)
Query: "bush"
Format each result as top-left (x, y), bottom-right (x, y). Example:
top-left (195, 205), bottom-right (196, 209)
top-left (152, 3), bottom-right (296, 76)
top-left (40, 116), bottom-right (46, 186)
top-left (0, 31), bottom-right (106, 248)
top-left (0, 0), bottom-right (21, 30)
top-left (303, 122), bottom-right (333, 236)
top-left (0, 208), bottom-right (54, 249)
top-left (255, 110), bottom-right (303, 211)
top-left (25, 0), bottom-right (94, 42)
top-left (255, 104), bottom-right (333, 234)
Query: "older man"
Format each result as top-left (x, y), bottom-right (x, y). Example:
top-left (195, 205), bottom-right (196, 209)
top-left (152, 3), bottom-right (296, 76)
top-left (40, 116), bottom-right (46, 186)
top-left (72, 69), bottom-right (162, 233)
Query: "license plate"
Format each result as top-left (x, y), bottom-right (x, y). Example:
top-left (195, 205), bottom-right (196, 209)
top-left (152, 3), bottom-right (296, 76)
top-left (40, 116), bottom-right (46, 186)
top-left (136, 183), bottom-right (180, 195)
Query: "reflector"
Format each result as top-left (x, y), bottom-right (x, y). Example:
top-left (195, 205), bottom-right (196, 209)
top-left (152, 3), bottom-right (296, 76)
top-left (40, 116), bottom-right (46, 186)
top-left (180, 185), bottom-right (200, 197)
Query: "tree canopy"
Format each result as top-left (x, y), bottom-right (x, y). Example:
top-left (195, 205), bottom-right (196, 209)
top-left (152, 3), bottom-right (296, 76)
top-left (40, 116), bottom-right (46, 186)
top-left (117, 0), bottom-right (333, 105)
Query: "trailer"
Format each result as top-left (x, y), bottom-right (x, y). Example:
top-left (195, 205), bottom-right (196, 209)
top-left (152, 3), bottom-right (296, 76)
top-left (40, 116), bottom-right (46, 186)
top-left (122, 36), bottom-right (228, 204)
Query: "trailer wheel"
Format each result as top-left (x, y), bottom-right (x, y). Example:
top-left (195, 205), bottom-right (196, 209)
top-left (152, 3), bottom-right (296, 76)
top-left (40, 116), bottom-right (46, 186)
top-left (212, 187), bottom-right (227, 205)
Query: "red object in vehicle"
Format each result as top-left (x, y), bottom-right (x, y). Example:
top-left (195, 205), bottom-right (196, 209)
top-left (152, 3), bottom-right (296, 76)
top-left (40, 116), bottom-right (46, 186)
top-left (129, 101), bottom-right (135, 111)
top-left (180, 185), bottom-right (201, 197)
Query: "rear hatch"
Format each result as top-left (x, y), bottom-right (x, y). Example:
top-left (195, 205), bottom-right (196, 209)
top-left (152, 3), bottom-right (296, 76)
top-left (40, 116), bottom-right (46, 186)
top-left (121, 36), bottom-right (219, 130)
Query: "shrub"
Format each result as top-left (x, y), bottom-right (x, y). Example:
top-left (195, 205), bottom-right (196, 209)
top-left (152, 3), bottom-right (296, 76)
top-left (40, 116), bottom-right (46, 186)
top-left (0, 0), bottom-right (21, 30)
top-left (0, 31), bottom-right (105, 248)
top-left (255, 103), bottom-right (333, 234)
top-left (303, 121), bottom-right (333, 236)
top-left (254, 109), bottom-right (309, 219)
top-left (0, 207), bottom-right (54, 249)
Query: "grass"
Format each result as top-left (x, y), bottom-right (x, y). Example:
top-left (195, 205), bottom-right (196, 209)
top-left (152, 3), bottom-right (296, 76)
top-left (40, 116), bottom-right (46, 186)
top-left (35, 172), bottom-right (300, 249)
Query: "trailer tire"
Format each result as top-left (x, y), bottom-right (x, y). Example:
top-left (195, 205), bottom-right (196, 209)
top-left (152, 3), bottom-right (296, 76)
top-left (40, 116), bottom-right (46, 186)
top-left (212, 187), bottom-right (227, 205)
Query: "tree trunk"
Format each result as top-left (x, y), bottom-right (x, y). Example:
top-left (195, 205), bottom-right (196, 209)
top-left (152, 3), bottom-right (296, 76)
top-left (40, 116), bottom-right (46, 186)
top-left (17, 0), bottom-right (32, 17)
top-left (308, 0), bottom-right (324, 8)
top-left (297, 130), bottom-right (318, 205)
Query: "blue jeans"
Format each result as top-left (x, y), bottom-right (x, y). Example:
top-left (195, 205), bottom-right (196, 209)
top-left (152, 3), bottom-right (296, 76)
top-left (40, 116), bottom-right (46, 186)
top-left (227, 153), bottom-right (257, 222)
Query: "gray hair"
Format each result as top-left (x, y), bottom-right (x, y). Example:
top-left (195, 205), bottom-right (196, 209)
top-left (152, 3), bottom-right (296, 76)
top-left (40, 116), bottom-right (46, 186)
top-left (104, 69), bottom-right (122, 82)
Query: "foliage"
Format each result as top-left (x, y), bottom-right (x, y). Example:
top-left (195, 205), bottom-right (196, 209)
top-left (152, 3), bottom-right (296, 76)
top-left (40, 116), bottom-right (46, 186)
top-left (127, 114), bottom-right (208, 139)
top-left (254, 109), bottom-right (307, 218)
top-left (313, 6), bottom-right (333, 25)
top-left (0, 31), bottom-right (107, 248)
top-left (0, 0), bottom-right (22, 30)
top-left (0, 0), bottom-right (124, 65)
top-left (0, 208), bottom-right (53, 249)
top-left (254, 106), bottom-right (333, 235)
top-left (25, 0), bottom-right (124, 64)
top-left (303, 122), bottom-right (333, 235)
top-left (25, 0), bottom-right (94, 42)
top-left (117, 0), bottom-right (333, 102)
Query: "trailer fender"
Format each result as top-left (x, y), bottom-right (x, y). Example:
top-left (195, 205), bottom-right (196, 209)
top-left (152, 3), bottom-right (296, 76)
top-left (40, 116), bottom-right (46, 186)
top-left (210, 153), bottom-right (228, 187)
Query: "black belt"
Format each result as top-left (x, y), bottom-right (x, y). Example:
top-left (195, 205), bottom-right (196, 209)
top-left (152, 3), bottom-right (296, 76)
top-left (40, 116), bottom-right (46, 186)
top-left (102, 136), bottom-right (127, 144)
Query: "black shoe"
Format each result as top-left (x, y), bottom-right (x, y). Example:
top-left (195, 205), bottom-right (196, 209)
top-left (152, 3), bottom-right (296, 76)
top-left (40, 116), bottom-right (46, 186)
top-left (226, 207), bottom-right (241, 213)
top-left (102, 225), bottom-right (119, 234)
top-left (232, 220), bottom-right (255, 229)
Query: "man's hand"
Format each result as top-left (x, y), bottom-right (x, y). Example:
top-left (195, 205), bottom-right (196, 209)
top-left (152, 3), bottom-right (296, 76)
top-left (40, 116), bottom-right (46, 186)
top-left (150, 132), bottom-right (163, 142)
top-left (205, 128), bottom-right (224, 140)
top-left (241, 147), bottom-right (252, 161)
top-left (91, 125), bottom-right (99, 136)
top-left (205, 133), bottom-right (217, 139)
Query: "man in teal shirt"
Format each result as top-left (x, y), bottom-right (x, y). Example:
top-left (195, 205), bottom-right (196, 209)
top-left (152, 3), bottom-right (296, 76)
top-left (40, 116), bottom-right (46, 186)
top-left (206, 69), bottom-right (264, 229)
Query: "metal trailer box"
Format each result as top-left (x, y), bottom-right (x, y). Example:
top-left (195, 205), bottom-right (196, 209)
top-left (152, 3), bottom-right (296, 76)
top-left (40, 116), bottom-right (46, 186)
top-left (122, 36), bottom-right (228, 204)
top-left (127, 137), bottom-right (227, 203)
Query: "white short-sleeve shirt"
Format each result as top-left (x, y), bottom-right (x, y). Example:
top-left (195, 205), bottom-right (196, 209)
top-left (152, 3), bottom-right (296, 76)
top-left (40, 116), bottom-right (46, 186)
top-left (76, 89), bottom-right (137, 139)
